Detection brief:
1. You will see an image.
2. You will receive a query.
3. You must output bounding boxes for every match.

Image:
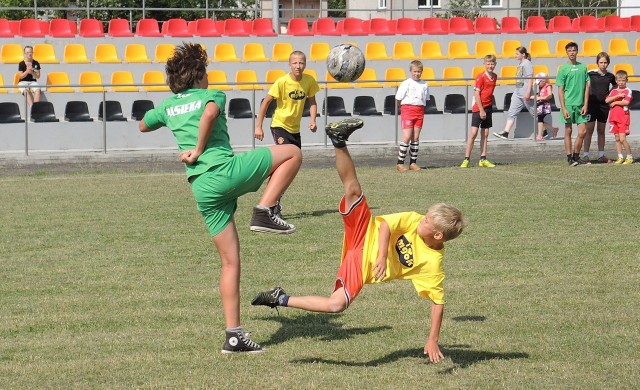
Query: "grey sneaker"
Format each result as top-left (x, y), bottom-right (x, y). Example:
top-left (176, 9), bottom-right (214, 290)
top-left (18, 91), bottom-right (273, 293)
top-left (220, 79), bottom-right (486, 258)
top-left (221, 330), bottom-right (264, 354)
top-left (325, 118), bottom-right (364, 144)
top-left (252, 287), bottom-right (287, 308)
top-left (250, 206), bottom-right (295, 234)
top-left (492, 131), bottom-right (509, 140)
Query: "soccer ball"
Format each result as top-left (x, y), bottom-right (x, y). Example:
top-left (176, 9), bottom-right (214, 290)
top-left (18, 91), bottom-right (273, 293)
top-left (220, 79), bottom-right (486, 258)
top-left (326, 44), bottom-right (366, 82)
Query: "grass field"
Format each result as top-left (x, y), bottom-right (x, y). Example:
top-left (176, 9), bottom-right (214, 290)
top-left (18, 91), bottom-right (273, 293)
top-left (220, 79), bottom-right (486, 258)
top-left (1, 158), bottom-right (639, 389)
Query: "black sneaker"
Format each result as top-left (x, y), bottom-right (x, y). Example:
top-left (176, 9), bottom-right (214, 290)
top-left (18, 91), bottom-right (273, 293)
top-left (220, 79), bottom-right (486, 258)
top-left (325, 118), bottom-right (364, 144)
top-left (570, 158), bottom-right (585, 167)
top-left (273, 200), bottom-right (283, 220)
top-left (250, 206), bottom-right (295, 234)
top-left (492, 131), bottom-right (509, 140)
top-left (221, 330), bottom-right (264, 354)
top-left (252, 287), bottom-right (287, 308)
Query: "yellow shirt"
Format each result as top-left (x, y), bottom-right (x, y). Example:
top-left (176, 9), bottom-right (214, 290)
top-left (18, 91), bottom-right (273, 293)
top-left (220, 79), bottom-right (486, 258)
top-left (361, 212), bottom-right (445, 304)
top-left (268, 74), bottom-right (320, 133)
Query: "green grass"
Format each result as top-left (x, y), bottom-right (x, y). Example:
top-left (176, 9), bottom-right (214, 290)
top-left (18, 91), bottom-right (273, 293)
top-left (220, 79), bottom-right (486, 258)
top-left (1, 160), bottom-right (639, 389)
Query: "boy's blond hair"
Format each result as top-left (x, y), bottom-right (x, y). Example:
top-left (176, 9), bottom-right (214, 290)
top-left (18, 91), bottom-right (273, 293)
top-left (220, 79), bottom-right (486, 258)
top-left (409, 60), bottom-right (424, 71)
top-left (483, 54), bottom-right (497, 63)
top-left (616, 69), bottom-right (628, 80)
top-left (428, 203), bottom-right (466, 241)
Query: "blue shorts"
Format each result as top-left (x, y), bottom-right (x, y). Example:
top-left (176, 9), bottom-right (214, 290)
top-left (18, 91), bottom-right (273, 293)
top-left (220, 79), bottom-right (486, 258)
top-left (191, 148), bottom-right (272, 236)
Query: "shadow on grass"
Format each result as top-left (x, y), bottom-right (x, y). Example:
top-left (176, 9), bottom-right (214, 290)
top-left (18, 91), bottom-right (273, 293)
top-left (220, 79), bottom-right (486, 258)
top-left (291, 345), bottom-right (528, 371)
top-left (451, 315), bottom-right (486, 322)
top-left (259, 312), bottom-right (391, 344)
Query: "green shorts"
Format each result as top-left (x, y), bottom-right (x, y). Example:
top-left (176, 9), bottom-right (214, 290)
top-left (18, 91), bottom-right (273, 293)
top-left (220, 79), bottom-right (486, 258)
top-left (560, 105), bottom-right (588, 124)
top-left (191, 147), bottom-right (272, 236)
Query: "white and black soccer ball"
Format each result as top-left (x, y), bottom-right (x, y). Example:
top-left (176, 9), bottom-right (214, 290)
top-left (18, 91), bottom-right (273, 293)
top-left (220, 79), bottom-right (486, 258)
top-left (326, 44), bottom-right (366, 82)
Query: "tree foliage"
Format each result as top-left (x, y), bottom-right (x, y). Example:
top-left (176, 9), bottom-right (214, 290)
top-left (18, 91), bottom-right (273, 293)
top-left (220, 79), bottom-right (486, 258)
top-left (327, 0), bottom-right (346, 18)
top-left (441, 0), bottom-right (486, 19)
top-left (521, 0), bottom-right (618, 19)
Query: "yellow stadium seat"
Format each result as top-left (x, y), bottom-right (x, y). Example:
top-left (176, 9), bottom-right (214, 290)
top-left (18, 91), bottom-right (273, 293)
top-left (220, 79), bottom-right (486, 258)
top-left (154, 43), bottom-right (176, 63)
top-left (500, 40), bottom-right (521, 59)
top-left (533, 65), bottom-right (553, 84)
top-left (607, 38), bottom-right (634, 56)
top-left (242, 43), bottom-right (269, 62)
top-left (206, 70), bottom-right (232, 90)
top-left (303, 69), bottom-right (323, 89)
top-left (46, 71), bottom-right (74, 92)
top-left (235, 70), bottom-right (262, 90)
top-left (0, 74), bottom-right (7, 93)
top-left (392, 41), bottom-right (416, 60)
top-left (421, 67), bottom-right (442, 87)
top-left (419, 41), bottom-right (446, 60)
top-left (447, 41), bottom-right (473, 59)
top-left (498, 66), bottom-right (517, 85)
top-left (529, 40), bottom-right (553, 58)
top-left (635, 38), bottom-right (640, 55)
top-left (79, 71), bottom-right (105, 92)
top-left (587, 63), bottom-right (598, 71)
top-left (613, 63), bottom-right (640, 82)
top-left (1, 43), bottom-right (23, 63)
top-left (471, 66), bottom-right (484, 80)
top-left (213, 43), bottom-right (240, 62)
top-left (33, 43), bottom-right (59, 64)
top-left (63, 44), bottom-right (90, 63)
top-left (555, 39), bottom-right (573, 57)
top-left (142, 70), bottom-right (170, 91)
top-left (475, 40), bottom-right (499, 59)
top-left (124, 44), bottom-right (152, 63)
top-left (265, 69), bottom-right (286, 86)
top-left (580, 38), bottom-right (603, 57)
top-left (12, 72), bottom-right (20, 93)
top-left (365, 41), bottom-right (391, 60)
top-left (94, 44), bottom-right (121, 63)
top-left (325, 71), bottom-right (353, 89)
top-left (442, 66), bottom-right (469, 86)
top-left (110, 71), bottom-right (138, 92)
top-left (272, 42), bottom-right (294, 61)
top-left (309, 42), bottom-right (331, 61)
top-left (355, 68), bottom-right (382, 88)
top-left (384, 67), bottom-right (406, 87)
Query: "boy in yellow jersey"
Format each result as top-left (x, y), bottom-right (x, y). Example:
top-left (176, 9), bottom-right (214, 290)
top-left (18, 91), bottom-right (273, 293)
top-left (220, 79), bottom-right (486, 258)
top-left (255, 51), bottom-right (320, 218)
top-left (252, 119), bottom-right (466, 363)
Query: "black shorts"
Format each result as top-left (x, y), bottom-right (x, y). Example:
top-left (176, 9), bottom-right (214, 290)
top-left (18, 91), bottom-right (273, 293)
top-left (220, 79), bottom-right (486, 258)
top-left (587, 103), bottom-right (609, 123)
top-left (471, 107), bottom-right (493, 129)
top-left (271, 127), bottom-right (302, 149)
top-left (537, 113), bottom-right (550, 123)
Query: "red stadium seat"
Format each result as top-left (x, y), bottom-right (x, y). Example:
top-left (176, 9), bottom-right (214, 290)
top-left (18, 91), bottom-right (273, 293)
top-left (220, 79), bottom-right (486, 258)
top-left (393, 18), bottom-right (421, 35)
top-left (448, 17), bottom-right (474, 34)
top-left (572, 15), bottom-right (604, 33)
top-left (0, 18), bottom-right (15, 37)
top-left (421, 17), bottom-right (448, 34)
top-left (48, 19), bottom-right (75, 37)
top-left (108, 18), bottom-right (134, 37)
top-left (252, 18), bottom-right (277, 36)
top-left (19, 18), bottom-right (45, 37)
top-left (524, 15), bottom-right (547, 33)
top-left (163, 18), bottom-right (192, 37)
top-left (500, 16), bottom-right (522, 33)
top-left (341, 17), bottom-right (367, 35)
top-left (39, 20), bottom-right (50, 35)
top-left (135, 18), bottom-right (162, 37)
top-left (474, 17), bottom-right (498, 33)
top-left (224, 18), bottom-right (250, 36)
top-left (79, 18), bottom-right (104, 37)
top-left (287, 18), bottom-right (313, 36)
top-left (621, 17), bottom-right (631, 30)
top-left (548, 15), bottom-right (572, 32)
top-left (313, 17), bottom-right (340, 35)
top-left (601, 15), bottom-right (628, 32)
top-left (368, 18), bottom-right (393, 35)
top-left (193, 19), bottom-right (222, 37)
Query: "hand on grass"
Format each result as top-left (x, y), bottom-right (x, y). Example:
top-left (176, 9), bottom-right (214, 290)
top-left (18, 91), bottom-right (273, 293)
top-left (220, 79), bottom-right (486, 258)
top-left (179, 149), bottom-right (201, 165)
top-left (424, 340), bottom-right (444, 363)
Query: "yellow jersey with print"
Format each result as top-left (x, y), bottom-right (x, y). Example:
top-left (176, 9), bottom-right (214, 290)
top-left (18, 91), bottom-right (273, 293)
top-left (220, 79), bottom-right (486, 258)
top-left (268, 74), bottom-right (320, 133)
top-left (361, 211), bottom-right (445, 304)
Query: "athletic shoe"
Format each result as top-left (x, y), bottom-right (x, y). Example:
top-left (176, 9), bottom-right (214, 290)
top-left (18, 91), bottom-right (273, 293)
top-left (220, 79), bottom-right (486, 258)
top-left (396, 164), bottom-right (407, 172)
top-left (250, 206), bottom-right (295, 234)
top-left (579, 157), bottom-right (592, 165)
top-left (570, 158), bottom-right (587, 167)
top-left (614, 157), bottom-right (625, 165)
top-left (251, 287), bottom-right (287, 308)
top-left (408, 163), bottom-right (421, 171)
top-left (478, 159), bottom-right (495, 168)
top-left (273, 200), bottom-right (283, 220)
top-left (325, 118), bottom-right (364, 144)
top-left (596, 156), bottom-right (610, 164)
top-left (460, 159), bottom-right (470, 168)
top-left (623, 157), bottom-right (634, 165)
top-left (221, 330), bottom-right (264, 354)
top-left (493, 131), bottom-right (509, 140)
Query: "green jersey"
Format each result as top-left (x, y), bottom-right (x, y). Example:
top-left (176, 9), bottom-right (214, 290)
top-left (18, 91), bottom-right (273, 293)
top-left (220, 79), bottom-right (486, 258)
top-left (143, 88), bottom-right (233, 179)
top-left (556, 62), bottom-right (589, 106)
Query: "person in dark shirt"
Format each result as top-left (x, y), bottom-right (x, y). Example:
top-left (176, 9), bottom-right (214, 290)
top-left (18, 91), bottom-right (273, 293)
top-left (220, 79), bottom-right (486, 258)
top-left (583, 52), bottom-right (616, 163)
top-left (17, 45), bottom-right (43, 105)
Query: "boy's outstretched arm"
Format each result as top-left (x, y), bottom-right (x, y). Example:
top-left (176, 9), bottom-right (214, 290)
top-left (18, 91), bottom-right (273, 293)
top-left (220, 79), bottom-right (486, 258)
top-left (180, 101), bottom-right (218, 164)
top-left (424, 302), bottom-right (444, 363)
top-left (373, 220), bottom-right (390, 281)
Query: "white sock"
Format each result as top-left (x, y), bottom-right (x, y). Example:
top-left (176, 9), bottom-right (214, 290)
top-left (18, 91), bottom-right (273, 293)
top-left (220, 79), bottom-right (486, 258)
top-left (618, 154), bottom-right (624, 158)
top-left (598, 151), bottom-right (605, 158)
top-left (627, 154), bottom-right (633, 159)
top-left (583, 152), bottom-right (589, 158)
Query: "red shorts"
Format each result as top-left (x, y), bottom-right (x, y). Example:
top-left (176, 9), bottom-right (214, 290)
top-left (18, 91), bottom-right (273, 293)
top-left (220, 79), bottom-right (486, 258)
top-left (400, 105), bottom-right (424, 130)
top-left (334, 194), bottom-right (371, 306)
top-left (610, 122), bottom-right (630, 135)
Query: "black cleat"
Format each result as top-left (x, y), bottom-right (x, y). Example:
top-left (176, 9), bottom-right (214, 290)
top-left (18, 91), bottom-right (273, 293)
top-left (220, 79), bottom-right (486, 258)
top-left (252, 287), bottom-right (287, 308)
top-left (325, 118), bottom-right (364, 144)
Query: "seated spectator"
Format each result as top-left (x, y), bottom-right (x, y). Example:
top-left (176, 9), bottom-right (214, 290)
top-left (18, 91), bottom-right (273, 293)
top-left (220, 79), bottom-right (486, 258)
top-left (17, 45), bottom-right (43, 105)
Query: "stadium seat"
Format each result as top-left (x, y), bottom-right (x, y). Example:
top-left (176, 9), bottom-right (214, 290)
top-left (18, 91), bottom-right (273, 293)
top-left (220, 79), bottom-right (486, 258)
top-left (310, 42), bottom-right (331, 61)
top-left (393, 18), bottom-right (421, 35)
top-left (30, 101), bottom-right (59, 122)
top-left (421, 17), bottom-right (448, 34)
top-left (447, 41), bottom-right (473, 59)
top-left (109, 73), bottom-right (136, 94)
top-left (613, 64), bottom-right (640, 82)
top-left (265, 69), bottom-right (286, 86)
top-left (193, 18), bottom-right (222, 37)
top-left (383, 95), bottom-right (398, 115)
top-left (79, 71), bottom-right (105, 92)
top-left (63, 44), bottom-right (90, 63)
top-left (572, 15), bottom-right (604, 32)
top-left (207, 70), bottom-right (232, 90)
top-left (547, 15), bottom-right (572, 33)
top-left (475, 40), bottom-right (499, 59)
top-left (94, 44), bottom-right (121, 63)
top-left (353, 95), bottom-right (382, 116)
top-left (629, 90), bottom-right (640, 110)
top-left (529, 40), bottom-right (554, 58)
top-left (227, 98), bottom-right (254, 118)
top-left (223, 18), bottom-right (250, 36)
top-left (98, 101), bottom-right (127, 121)
top-left (533, 65), bottom-right (551, 83)
top-left (33, 44), bottom-right (59, 64)
top-left (419, 41), bottom-right (446, 60)
top-left (323, 96), bottom-right (351, 116)
top-left (630, 15), bottom-right (640, 32)
top-left (108, 18), bottom-right (134, 37)
top-left (325, 71), bottom-right (353, 89)
top-left (0, 18), bottom-right (14, 37)
top-left (124, 44), bottom-right (151, 63)
top-left (0, 102), bottom-right (25, 123)
top-left (313, 17), bottom-right (340, 35)
top-left (302, 69), bottom-right (322, 89)
top-left (7, 20), bottom-right (19, 36)
top-left (555, 39), bottom-right (573, 57)
top-left (243, 43), bottom-right (269, 62)
top-left (131, 100), bottom-right (154, 121)
top-left (365, 42), bottom-right (391, 60)
top-left (38, 19), bottom-right (50, 35)
top-left (252, 18), bottom-right (277, 36)
top-left (580, 38), bottom-right (603, 57)
top-left (135, 18), bottom-right (162, 37)
top-left (235, 70), bottom-right (262, 90)
top-left (272, 42), bottom-right (294, 61)
top-left (154, 43), bottom-right (176, 63)
top-left (448, 17), bottom-right (474, 34)
top-left (424, 95), bottom-right (443, 115)
top-left (498, 66), bottom-right (517, 85)
top-left (442, 67), bottom-right (469, 86)
top-left (164, 18), bottom-right (192, 37)
top-left (287, 18), bottom-right (313, 36)
top-left (392, 41), bottom-right (416, 60)
top-left (48, 19), bottom-right (75, 37)
top-left (443, 94), bottom-right (468, 113)
top-left (142, 71), bottom-right (170, 91)
top-left (0, 74), bottom-right (7, 93)
top-left (421, 67), bottom-right (442, 87)
top-left (368, 18), bottom-right (394, 35)
top-left (355, 68), bottom-right (382, 88)
top-left (524, 15), bottom-right (547, 33)
top-left (46, 71), bottom-right (74, 92)
top-left (384, 67), bottom-right (406, 87)
top-left (64, 101), bottom-right (93, 122)
top-left (474, 17), bottom-right (499, 33)
top-left (79, 18), bottom-right (104, 37)
top-left (214, 43), bottom-right (241, 62)
top-left (500, 16), bottom-right (522, 33)
top-left (19, 18), bottom-right (45, 37)
top-left (503, 93), bottom-right (530, 113)
top-left (500, 40), bottom-right (521, 59)
top-left (608, 38), bottom-right (634, 56)
top-left (471, 66), bottom-right (484, 80)
top-left (341, 17), bottom-right (367, 35)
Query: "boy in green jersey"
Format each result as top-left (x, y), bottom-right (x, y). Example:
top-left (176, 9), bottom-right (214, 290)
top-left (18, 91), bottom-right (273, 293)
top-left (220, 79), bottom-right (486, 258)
top-left (139, 43), bottom-right (302, 353)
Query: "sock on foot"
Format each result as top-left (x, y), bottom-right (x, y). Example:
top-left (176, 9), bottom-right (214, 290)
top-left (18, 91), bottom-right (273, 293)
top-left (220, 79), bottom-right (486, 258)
top-left (598, 151), bottom-right (605, 158)
top-left (278, 294), bottom-right (289, 307)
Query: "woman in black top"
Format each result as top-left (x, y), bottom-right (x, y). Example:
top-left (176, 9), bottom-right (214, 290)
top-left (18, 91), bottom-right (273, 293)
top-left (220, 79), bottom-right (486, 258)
top-left (583, 52), bottom-right (616, 163)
